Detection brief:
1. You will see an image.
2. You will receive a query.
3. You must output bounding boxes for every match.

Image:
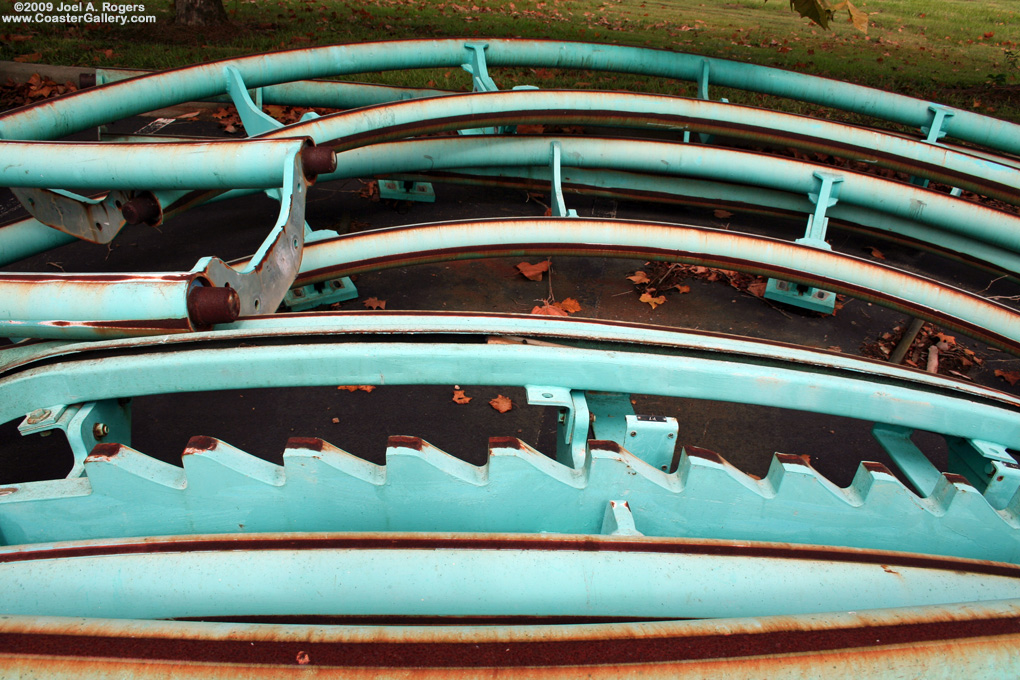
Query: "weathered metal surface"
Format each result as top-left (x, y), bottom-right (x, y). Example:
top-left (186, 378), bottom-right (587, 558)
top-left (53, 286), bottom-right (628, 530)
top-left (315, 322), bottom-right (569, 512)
top-left (3, 534), bottom-right (1020, 618)
top-left (2, 597), bottom-right (1019, 677)
top-left (2, 40), bottom-right (1017, 156)
top-left (269, 218), bottom-right (1020, 354)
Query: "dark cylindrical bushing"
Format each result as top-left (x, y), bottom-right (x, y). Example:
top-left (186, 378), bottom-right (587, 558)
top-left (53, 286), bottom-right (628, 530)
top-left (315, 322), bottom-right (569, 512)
top-left (188, 285), bottom-right (240, 327)
top-left (121, 194), bottom-right (162, 225)
top-left (301, 144), bottom-right (337, 178)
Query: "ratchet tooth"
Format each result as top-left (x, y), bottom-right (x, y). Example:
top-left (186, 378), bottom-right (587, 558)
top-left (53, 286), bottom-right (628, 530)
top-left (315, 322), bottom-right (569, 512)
top-left (676, 446), bottom-right (771, 498)
top-left (589, 440), bottom-right (679, 492)
top-left (385, 436), bottom-right (487, 486)
top-left (84, 443), bottom-right (186, 497)
top-left (848, 461), bottom-right (924, 512)
top-left (181, 436), bottom-right (285, 493)
top-left (488, 437), bottom-right (583, 488)
top-left (764, 453), bottom-right (853, 506)
top-left (283, 437), bottom-right (385, 486)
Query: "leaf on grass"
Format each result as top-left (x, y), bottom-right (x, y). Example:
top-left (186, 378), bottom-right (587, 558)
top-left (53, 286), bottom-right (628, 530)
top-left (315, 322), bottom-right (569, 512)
top-left (639, 292), bottom-right (666, 309)
top-left (337, 385), bottom-right (376, 392)
top-left (995, 369), bottom-right (1020, 386)
top-left (866, 246), bottom-right (886, 259)
top-left (627, 270), bottom-right (650, 284)
top-left (713, 209), bottom-right (733, 219)
top-left (530, 303), bottom-right (569, 316)
top-left (363, 297), bottom-right (386, 310)
top-left (452, 389), bottom-right (472, 404)
top-left (516, 260), bottom-right (551, 281)
top-left (558, 297), bottom-right (582, 313)
top-left (489, 394), bottom-right (513, 413)
top-left (13, 52), bottom-right (42, 63)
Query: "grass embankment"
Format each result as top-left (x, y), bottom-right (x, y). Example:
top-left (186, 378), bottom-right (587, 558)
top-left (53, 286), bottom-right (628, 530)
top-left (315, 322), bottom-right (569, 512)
top-left (0, 0), bottom-right (1018, 122)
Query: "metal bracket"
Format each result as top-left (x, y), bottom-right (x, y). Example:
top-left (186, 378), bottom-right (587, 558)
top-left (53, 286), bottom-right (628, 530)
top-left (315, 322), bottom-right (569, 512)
top-left (549, 142), bottom-right (577, 218)
top-left (18, 400), bottom-right (131, 479)
top-left (284, 277), bottom-right (359, 312)
top-left (378, 179), bottom-right (436, 203)
top-left (947, 438), bottom-right (1020, 510)
top-left (872, 424), bottom-right (943, 496)
top-left (461, 42), bottom-right (499, 93)
top-left (525, 386), bottom-right (589, 470)
top-left (911, 105), bottom-right (958, 188)
top-left (600, 500), bottom-right (643, 536)
top-left (190, 148), bottom-right (308, 317)
top-left (765, 172), bottom-right (842, 314)
top-left (587, 392), bottom-right (678, 471)
top-left (224, 66), bottom-right (280, 136)
top-left (10, 187), bottom-right (158, 244)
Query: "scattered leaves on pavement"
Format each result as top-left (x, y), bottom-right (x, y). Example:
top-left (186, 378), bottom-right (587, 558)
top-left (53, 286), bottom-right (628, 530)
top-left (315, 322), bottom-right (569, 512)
top-left (363, 297), bottom-right (386, 310)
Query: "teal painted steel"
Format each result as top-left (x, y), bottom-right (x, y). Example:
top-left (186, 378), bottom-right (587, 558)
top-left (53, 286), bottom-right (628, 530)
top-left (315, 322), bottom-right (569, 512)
top-left (2, 40), bottom-right (1017, 157)
top-left (2, 534), bottom-right (1020, 619)
top-left (0, 139), bottom-right (309, 190)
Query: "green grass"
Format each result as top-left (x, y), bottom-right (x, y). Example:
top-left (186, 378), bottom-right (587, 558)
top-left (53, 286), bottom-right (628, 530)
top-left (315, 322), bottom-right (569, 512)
top-left (1, 0), bottom-right (1018, 122)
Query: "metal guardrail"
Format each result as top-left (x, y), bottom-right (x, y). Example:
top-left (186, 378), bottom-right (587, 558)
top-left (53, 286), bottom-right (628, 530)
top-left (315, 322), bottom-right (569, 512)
top-left (3, 38), bottom-right (1020, 675)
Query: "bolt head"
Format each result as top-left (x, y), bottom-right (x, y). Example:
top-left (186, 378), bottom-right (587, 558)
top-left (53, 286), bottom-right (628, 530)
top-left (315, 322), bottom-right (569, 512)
top-left (92, 423), bottom-right (109, 439)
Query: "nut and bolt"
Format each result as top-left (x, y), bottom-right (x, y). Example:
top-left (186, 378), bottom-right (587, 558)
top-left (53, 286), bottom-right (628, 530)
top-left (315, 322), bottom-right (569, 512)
top-left (26, 408), bottom-right (51, 425)
top-left (93, 423), bottom-right (109, 439)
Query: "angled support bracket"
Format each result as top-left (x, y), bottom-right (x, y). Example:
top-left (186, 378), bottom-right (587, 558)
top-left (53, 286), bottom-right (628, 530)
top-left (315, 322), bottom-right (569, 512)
top-left (461, 42), bottom-right (499, 93)
top-left (525, 386), bottom-right (590, 470)
top-left (765, 171), bottom-right (842, 314)
top-left (586, 391), bottom-right (678, 471)
top-left (18, 400), bottom-right (131, 479)
top-left (872, 424), bottom-right (943, 497)
top-left (9, 187), bottom-right (161, 244)
top-left (911, 104), bottom-right (957, 187)
top-left (190, 147), bottom-right (309, 318)
top-left (224, 66), bottom-right (279, 136)
top-left (947, 437), bottom-right (1020, 510)
top-left (549, 142), bottom-right (578, 218)
top-left (683, 60), bottom-right (728, 143)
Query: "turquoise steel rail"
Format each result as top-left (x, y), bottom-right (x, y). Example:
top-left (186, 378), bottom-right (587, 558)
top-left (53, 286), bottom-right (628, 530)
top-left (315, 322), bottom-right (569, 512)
top-left (3, 38), bottom-right (1020, 675)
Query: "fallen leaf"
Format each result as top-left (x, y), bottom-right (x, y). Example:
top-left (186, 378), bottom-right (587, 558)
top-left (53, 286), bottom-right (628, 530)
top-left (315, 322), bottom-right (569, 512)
top-left (452, 389), bottom-right (472, 404)
top-left (176, 111), bottom-right (201, 119)
top-left (363, 297), bottom-right (386, 310)
top-left (489, 394), bottom-right (513, 413)
top-left (746, 280), bottom-right (767, 297)
top-left (337, 385), bottom-right (376, 392)
top-left (866, 246), bottom-right (886, 259)
top-left (673, 284), bottom-right (691, 294)
top-left (935, 332), bottom-right (956, 345)
top-left (639, 292), bottom-right (666, 309)
top-left (13, 52), bottom-right (42, 63)
top-left (627, 270), bottom-right (650, 284)
top-left (516, 260), bottom-right (551, 281)
top-left (558, 297), bottom-right (582, 313)
top-left (531, 303), bottom-right (569, 316)
top-left (331, 417), bottom-right (339, 423)
top-left (516, 124), bottom-right (545, 134)
top-left (995, 369), bottom-right (1020, 386)
top-left (713, 209), bottom-right (734, 219)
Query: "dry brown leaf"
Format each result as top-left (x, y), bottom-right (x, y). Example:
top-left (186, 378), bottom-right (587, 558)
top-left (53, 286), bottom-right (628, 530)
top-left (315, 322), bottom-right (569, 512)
top-left (531, 303), bottom-right (569, 316)
top-left (639, 292), bottom-right (666, 309)
top-left (516, 124), bottom-right (545, 134)
top-left (935, 332), bottom-right (956, 346)
top-left (866, 246), bottom-right (886, 260)
top-left (489, 394), bottom-right (513, 413)
top-left (337, 385), bottom-right (376, 392)
top-left (995, 369), bottom-right (1020, 386)
top-left (713, 209), bottom-right (734, 219)
top-left (673, 284), bottom-right (691, 294)
top-left (746, 280), bottom-right (767, 298)
top-left (516, 260), bottom-right (551, 281)
top-left (452, 389), bottom-right (472, 404)
top-left (627, 271), bottom-right (650, 284)
top-left (558, 297), bottom-right (582, 313)
top-left (363, 297), bottom-right (386, 310)
top-left (13, 53), bottom-right (42, 63)
top-left (176, 111), bottom-right (201, 119)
